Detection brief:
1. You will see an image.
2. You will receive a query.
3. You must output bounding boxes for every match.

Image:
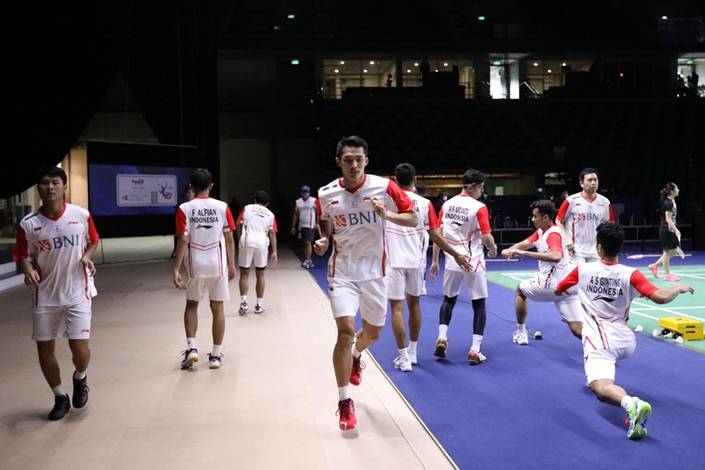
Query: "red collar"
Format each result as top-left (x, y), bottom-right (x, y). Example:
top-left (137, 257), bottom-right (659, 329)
top-left (339, 175), bottom-right (367, 193)
top-left (580, 192), bottom-right (598, 203)
top-left (40, 203), bottom-right (67, 221)
top-left (601, 259), bottom-right (618, 265)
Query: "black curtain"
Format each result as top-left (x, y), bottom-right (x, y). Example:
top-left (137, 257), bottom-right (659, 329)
top-left (3, 1), bottom-right (219, 198)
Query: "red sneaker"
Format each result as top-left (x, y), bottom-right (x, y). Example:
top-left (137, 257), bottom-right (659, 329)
top-left (350, 356), bottom-right (364, 385)
top-left (337, 398), bottom-right (357, 430)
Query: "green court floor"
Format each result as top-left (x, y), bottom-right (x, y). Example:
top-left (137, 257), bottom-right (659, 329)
top-left (487, 265), bottom-right (705, 354)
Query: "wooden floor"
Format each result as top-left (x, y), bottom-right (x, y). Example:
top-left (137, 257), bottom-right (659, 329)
top-left (0, 249), bottom-right (455, 470)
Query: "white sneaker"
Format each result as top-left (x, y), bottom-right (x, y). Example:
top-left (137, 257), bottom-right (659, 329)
top-left (467, 350), bottom-right (487, 365)
top-left (180, 348), bottom-right (199, 369)
top-left (239, 301), bottom-right (249, 315)
top-left (408, 351), bottom-right (418, 365)
top-left (394, 355), bottom-right (413, 372)
top-left (306, 260), bottom-right (314, 268)
top-left (254, 304), bottom-right (265, 314)
top-left (512, 329), bottom-right (529, 345)
top-left (208, 353), bottom-right (223, 369)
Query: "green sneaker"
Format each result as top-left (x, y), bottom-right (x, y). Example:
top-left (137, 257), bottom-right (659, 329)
top-left (625, 397), bottom-right (652, 440)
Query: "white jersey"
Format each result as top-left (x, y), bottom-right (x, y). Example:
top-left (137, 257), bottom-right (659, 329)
top-left (386, 191), bottom-right (439, 269)
top-left (438, 194), bottom-right (491, 272)
top-left (13, 203), bottom-right (99, 307)
top-left (295, 197), bottom-right (317, 229)
top-left (556, 193), bottom-right (614, 259)
top-left (317, 174), bottom-right (413, 281)
top-left (176, 197), bottom-right (235, 278)
top-left (556, 261), bottom-right (657, 324)
top-left (236, 203), bottom-right (277, 250)
top-left (526, 225), bottom-right (571, 288)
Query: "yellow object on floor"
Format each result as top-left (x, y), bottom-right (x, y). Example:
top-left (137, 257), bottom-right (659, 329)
top-left (658, 317), bottom-right (705, 341)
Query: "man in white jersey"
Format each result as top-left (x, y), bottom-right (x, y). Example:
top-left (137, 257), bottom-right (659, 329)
top-left (236, 190), bottom-right (278, 314)
top-left (292, 185), bottom-right (319, 269)
top-left (313, 135), bottom-right (417, 431)
top-left (501, 200), bottom-right (582, 345)
top-left (13, 166), bottom-right (99, 420)
top-left (555, 223), bottom-right (693, 439)
top-left (174, 168), bottom-right (236, 370)
top-left (430, 169), bottom-right (497, 365)
top-left (555, 167), bottom-right (614, 263)
top-left (386, 163), bottom-right (470, 372)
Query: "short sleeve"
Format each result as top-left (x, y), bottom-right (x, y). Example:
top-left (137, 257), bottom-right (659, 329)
top-left (176, 207), bottom-right (187, 236)
top-left (476, 206), bottom-right (491, 234)
top-left (12, 225), bottom-right (28, 261)
top-left (386, 180), bottom-right (413, 213)
top-left (630, 270), bottom-right (658, 297)
top-left (87, 215), bottom-right (100, 244)
top-left (546, 232), bottom-right (563, 255)
top-left (556, 199), bottom-right (570, 223)
top-left (526, 230), bottom-right (540, 244)
top-left (224, 207), bottom-right (236, 232)
top-left (427, 203), bottom-right (440, 230)
top-left (555, 266), bottom-right (579, 293)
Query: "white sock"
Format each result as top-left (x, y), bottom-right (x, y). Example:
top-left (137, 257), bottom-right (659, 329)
top-left (51, 384), bottom-right (66, 397)
top-left (517, 323), bottom-right (527, 333)
top-left (352, 345), bottom-right (362, 359)
top-left (438, 324), bottom-right (449, 340)
top-left (187, 337), bottom-right (196, 350)
top-left (471, 334), bottom-right (483, 352)
top-left (338, 385), bottom-right (351, 401)
top-left (73, 370), bottom-right (86, 380)
top-left (620, 395), bottom-right (633, 411)
top-left (212, 344), bottom-right (222, 357)
top-left (256, 298), bottom-right (264, 307)
top-left (240, 295), bottom-right (247, 303)
top-left (398, 347), bottom-right (409, 359)
top-left (409, 341), bottom-right (418, 355)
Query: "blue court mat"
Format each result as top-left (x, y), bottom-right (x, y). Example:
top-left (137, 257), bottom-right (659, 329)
top-left (300, 248), bottom-right (705, 470)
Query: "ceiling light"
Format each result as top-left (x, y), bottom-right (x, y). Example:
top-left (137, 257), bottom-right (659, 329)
top-left (363, 69), bottom-right (368, 73)
top-left (414, 62), bottom-right (419, 66)
top-left (533, 62), bottom-right (539, 67)
top-left (370, 61), bottom-right (375, 65)
top-left (340, 61), bottom-right (345, 65)
top-left (406, 69), bottom-right (411, 73)
top-left (334, 69), bottom-right (339, 73)
top-left (547, 69), bottom-right (552, 73)
top-left (443, 62), bottom-right (448, 67)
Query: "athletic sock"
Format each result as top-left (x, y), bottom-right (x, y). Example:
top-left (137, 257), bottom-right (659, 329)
top-left (240, 295), bottom-right (247, 303)
top-left (256, 298), bottom-right (264, 307)
top-left (73, 370), bottom-right (86, 380)
top-left (351, 345), bottom-right (362, 359)
top-left (338, 385), bottom-right (351, 401)
top-left (438, 324), bottom-right (449, 340)
top-left (517, 323), bottom-right (527, 333)
top-left (187, 337), bottom-right (196, 350)
top-left (398, 347), bottom-right (409, 359)
top-left (471, 334), bottom-right (483, 352)
top-left (620, 395), bottom-right (633, 411)
top-left (52, 384), bottom-right (66, 397)
top-left (212, 344), bottom-right (222, 357)
top-left (409, 341), bottom-right (418, 355)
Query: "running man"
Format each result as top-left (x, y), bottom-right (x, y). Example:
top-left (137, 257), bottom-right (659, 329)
top-left (501, 200), bottom-right (582, 345)
top-left (13, 166), bottom-right (99, 420)
top-left (555, 168), bottom-right (614, 264)
top-left (237, 190), bottom-right (278, 314)
top-left (314, 135), bottom-right (417, 431)
top-left (174, 168), bottom-right (236, 370)
top-left (555, 223), bottom-right (694, 439)
top-left (430, 168), bottom-right (497, 364)
top-left (386, 163), bottom-right (470, 372)
top-left (292, 185), bottom-right (318, 269)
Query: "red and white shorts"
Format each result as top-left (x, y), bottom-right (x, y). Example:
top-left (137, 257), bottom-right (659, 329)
top-left (582, 315), bottom-right (636, 384)
top-left (443, 269), bottom-right (487, 300)
top-left (239, 246), bottom-right (268, 269)
top-left (519, 277), bottom-right (582, 323)
top-left (386, 267), bottom-right (426, 300)
top-left (328, 277), bottom-right (387, 327)
top-left (33, 299), bottom-right (92, 341)
top-left (186, 276), bottom-right (230, 302)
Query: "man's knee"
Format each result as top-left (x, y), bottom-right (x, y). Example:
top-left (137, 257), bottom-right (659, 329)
top-left (336, 329), bottom-right (355, 348)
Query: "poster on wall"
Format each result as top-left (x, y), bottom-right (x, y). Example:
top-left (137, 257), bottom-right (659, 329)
top-left (116, 174), bottom-right (177, 207)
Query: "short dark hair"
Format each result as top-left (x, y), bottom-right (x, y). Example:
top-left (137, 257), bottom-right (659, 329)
top-left (336, 135), bottom-right (368, 157)
top-left (36, 166), bottom-right (67, 185)
top-left (463, 168), bottom-right (487, 186)
top-left (595, 223), bottom-right (624, 258)
top-left (530, 199), bottom-right (556, 219)
top-left (415, 181), bottom-right (427, 196)
top-left (190, 168), bottom-right (212, 192)
top-left (394, 163), bottom-right (416, 187)
top-left (660, 182), bottom-right (677, 201)
top-left (579, 167), bottom-right (599, 182)
top-left (255, 190), bottom-right (270, 205)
